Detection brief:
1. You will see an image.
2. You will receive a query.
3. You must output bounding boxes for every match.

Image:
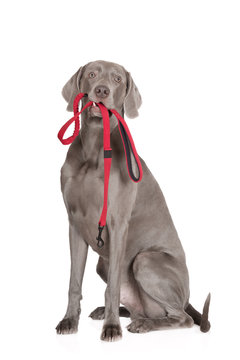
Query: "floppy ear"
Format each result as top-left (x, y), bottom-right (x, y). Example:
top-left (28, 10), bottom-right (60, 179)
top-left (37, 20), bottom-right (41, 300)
top-left (62, 66), bottom-right (85, 111)
top-left (124, 72), bottom-right (142, 118)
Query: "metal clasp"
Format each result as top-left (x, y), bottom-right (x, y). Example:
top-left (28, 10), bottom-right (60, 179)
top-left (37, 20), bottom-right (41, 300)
top-left (96, 224), bottom-right (104, 248)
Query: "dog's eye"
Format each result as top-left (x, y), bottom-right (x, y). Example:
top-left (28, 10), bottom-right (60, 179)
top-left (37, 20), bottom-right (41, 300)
top-left (89, 72), bottom-right (96, 79)
top-left (114, 75), bottom-right (122, 83)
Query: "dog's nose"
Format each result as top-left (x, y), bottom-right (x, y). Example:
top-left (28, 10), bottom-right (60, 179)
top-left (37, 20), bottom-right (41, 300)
top-left (94, 85), bottom-right (110, 98)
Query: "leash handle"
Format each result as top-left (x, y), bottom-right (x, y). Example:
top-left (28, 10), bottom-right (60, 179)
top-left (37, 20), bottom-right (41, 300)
top-left (58, 93), bottom-right (93, 145)
top-left (110, 109), bottom-right (143, 183)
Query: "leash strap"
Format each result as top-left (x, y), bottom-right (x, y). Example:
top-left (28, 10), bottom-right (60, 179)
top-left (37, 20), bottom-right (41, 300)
top-left (57, 93), bottom-right (142, 248)
top-left (58, 93), bottom-right (93, 144)
top-left (96, 103), bottom-right (112, 247)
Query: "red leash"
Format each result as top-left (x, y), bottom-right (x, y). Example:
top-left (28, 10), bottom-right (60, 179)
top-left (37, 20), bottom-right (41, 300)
top-left (58, 93), bottom-right (143, 248)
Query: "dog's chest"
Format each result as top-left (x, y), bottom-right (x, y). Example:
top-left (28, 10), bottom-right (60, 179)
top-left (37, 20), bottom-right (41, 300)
top-left (63, 166), bottom-right (103, 215)
top-left (62, 166), bottom-right (110, 250)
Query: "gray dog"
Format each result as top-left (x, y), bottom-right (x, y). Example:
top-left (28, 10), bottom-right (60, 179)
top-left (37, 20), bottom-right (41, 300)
top-left (56, 60), bottom-right (210, 341)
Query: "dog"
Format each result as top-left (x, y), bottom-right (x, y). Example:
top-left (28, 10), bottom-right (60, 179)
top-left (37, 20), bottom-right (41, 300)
top-left (56, 60), bottom-right (211, 341)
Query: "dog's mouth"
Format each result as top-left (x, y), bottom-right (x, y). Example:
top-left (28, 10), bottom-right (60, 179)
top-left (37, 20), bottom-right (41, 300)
top-left (88, 99), bottom-right (112, 118)
top-left (90, 101), bottom-right (103, 117)
top-left (84, 94), bottom-right (113, 118)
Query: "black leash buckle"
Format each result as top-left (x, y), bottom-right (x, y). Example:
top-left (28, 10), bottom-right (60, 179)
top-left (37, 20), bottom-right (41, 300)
top-left (96, 224), bottom-right (104, 248)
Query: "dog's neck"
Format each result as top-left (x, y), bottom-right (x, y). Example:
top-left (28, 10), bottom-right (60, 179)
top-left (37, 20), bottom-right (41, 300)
top-left (79, 108), bottom-right (122, 164)
top-left (79, 112), bottom-right (103, 164)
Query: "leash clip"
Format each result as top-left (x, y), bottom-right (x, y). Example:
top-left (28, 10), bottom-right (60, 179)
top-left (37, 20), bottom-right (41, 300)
top-left (96, 224), bottom-right (104, 248)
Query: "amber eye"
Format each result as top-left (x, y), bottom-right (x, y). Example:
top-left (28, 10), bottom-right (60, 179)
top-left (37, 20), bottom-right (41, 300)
top-left (89, 72), bottom-right (96, 79)
top-left (114, 75), bottom-right (122, 83)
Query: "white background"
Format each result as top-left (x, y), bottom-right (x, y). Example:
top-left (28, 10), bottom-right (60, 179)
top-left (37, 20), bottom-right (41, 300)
top-left (0, 0), bottom-right (239, 359)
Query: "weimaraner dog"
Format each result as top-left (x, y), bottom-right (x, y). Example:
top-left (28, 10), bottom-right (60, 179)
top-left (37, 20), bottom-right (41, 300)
top-left (56, 60), bottom-right (210, 341)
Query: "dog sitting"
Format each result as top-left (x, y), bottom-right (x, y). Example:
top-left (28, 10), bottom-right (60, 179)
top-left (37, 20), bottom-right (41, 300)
top-left (56, 60), bottom-right (210, 341)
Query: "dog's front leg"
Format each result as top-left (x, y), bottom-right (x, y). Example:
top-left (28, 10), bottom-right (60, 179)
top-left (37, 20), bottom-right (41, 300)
top-left (100, 220), bottom-right (128, 342)
top-left (56, 223), bottom-right (88, 334)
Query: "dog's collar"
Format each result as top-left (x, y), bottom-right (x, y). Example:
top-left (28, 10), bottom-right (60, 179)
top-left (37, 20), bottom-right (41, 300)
top-left (58, 92), bottom-right (143, 248)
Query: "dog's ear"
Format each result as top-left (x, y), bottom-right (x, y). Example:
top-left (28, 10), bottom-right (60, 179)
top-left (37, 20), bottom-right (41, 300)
top-left (124, 72), bottom-right (142, 118)
top-left (62, 66), bottom-right (85, 112)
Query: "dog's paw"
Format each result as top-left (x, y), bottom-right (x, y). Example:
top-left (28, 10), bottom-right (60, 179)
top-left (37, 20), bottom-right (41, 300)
top-left (56, 317), bottom-right (78, 334)
top-left (127, 319), bottom-right (153, 333)
top-left (100, 324), bottom-right (122, 342)
top-left (89, 306), bottom-right (130, 320)
top-left (89, 306), bottom-right (105, 320)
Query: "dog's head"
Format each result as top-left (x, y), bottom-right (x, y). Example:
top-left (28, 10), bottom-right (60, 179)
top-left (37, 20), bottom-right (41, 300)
top-left (62, 60), bottom-right (142, 119)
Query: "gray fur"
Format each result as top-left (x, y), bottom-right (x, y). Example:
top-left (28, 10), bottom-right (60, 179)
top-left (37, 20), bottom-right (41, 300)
top-left (56, 60), bottom-right (210, 341)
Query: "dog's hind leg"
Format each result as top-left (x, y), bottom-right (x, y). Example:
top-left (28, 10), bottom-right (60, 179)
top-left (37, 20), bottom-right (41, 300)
top-left (127, 312), bottom-right (193, 333)
top-left (127, 250), bottom-right (194, 333)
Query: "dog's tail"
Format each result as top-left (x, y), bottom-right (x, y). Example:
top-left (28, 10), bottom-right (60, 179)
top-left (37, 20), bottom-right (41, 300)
top-left (185, 293), bottom-right (211, 332)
